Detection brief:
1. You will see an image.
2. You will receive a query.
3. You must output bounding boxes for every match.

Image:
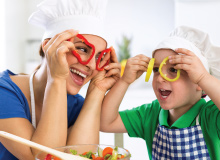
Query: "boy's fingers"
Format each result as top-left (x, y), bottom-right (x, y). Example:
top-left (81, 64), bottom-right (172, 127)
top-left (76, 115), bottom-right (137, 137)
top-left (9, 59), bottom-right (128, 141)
top-left (175, 48), bottom-right (195, 56)
top-left (169, 55), bottom-right (192, 65)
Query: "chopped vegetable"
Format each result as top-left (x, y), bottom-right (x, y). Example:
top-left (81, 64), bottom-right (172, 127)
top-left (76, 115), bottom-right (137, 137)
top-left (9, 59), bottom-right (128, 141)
top-left (111, 147), bottom-right (118, 160)
top-left (98, 147), bottom-right (103, 157)
top-left (102, 147), bottom-right (113, 157)
top-left (145, 58), bottom-right (155, 82)
top-left (44, 146), bottom-right (128, 160)
top-left (70, 149), bottom-right (77, 155)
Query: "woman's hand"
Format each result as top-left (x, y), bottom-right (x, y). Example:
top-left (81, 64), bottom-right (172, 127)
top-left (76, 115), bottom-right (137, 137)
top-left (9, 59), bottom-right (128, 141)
top-left (121, 54), bottom-right (150, 85)
top-left (42, 29), bottom-right (78, 81)
top-left (89, 47), bottom-right (121, 92)
top-left (169, 48), bottom-right (210, 84)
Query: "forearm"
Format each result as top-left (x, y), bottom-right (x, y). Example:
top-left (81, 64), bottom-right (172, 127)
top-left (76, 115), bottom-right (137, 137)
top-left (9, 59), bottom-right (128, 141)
top-left (198, 74), bottom-right (220, 109)
top-left (67, 86), bottom-right (105, 145)
top-left (31, 79), bottom-right (67, 155)
top-left (100, 78), bottom-right (129, 131)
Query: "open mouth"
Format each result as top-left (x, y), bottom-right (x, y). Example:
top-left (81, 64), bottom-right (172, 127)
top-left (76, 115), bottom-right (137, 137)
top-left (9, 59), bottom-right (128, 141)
top-left (159, 89), bottom-right (172, 99)
top-left (70, 68), bottom-right (87, 86)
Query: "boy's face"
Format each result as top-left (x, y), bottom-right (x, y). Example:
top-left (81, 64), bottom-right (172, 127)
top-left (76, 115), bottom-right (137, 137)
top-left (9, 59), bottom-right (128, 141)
top-left (152, 49), bottom-right (201, 111)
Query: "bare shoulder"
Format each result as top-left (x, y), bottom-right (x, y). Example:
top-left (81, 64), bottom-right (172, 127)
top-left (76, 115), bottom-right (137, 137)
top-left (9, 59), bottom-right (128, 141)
top-left (10, 74), bottom-right (31, 106)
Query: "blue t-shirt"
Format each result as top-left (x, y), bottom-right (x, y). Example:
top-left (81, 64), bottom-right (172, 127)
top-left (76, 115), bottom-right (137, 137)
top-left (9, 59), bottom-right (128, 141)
top-left (0, 70), bottom-right (84, 160)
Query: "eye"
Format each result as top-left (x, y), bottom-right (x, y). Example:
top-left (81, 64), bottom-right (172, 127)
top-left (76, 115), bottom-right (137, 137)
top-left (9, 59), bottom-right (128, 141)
top-left (153, 67), bottom-right (159, 73)
top-left (96, 52), bottom-right (106, 62)
top-left (170, 67), bottom-right (177, 73)
top-left (76, 47), bottom-right (88, 54)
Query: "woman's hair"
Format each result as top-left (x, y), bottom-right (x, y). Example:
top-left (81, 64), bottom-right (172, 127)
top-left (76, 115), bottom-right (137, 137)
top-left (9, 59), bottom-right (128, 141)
top-left (32, 45), bottom-right (44, 71)
top-left (39, 45), bottom-right (45, 57)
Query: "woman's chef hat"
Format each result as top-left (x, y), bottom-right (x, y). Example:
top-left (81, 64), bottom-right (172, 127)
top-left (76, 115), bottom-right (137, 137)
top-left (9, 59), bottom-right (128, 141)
top-left (153, 25), bottom-right (220, 80)
top-left (28, 0), bottom-right (108, 42)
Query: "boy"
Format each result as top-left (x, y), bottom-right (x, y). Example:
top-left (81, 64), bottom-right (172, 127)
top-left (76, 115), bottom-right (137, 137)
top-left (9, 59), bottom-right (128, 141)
top-left (101, 26), bottom-right (220, 159)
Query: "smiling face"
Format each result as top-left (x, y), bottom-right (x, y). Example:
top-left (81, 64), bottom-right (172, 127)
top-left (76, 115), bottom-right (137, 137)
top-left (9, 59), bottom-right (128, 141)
top-left (152, 49), bottom-right (202, 111)
top-left (66, 34), bottom-right (107, 95)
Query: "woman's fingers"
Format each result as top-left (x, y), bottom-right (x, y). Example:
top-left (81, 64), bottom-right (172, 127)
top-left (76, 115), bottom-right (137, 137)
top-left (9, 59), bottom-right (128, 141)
top-left (43, 29), bottom-right (78, 55)
top-left (55, 41), bottom-right (75, 61)
top-left (109, 47), bottom-right (119, 63)
top-left (105, 68), bottom-right (121, 78)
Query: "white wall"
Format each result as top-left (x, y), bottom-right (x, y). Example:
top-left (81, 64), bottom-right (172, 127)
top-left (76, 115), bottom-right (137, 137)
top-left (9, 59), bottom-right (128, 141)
top-left (174, 0), bottom-right (220, 45)
top-left (4, 0), bottom-right (29, 73)
top-left (0, 0), bottom-right (6, 71)
top-left (106, 0), bottom-right (175, 57)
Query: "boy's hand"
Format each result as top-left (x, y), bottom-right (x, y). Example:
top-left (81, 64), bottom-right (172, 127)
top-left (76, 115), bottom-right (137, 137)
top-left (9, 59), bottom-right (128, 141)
top-left (121, 54), bottom-right (150, 84)
top-left (89, 47), bottom-right (121, 92)
top-left (169, 48), bottom-right (209, 84)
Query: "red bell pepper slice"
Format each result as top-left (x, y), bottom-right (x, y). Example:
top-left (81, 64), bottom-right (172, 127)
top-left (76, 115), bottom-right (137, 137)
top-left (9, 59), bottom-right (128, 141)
top-left (70, 34), bottom-right (95, 65)
top-left (96, 48), bottom-right (111, 71)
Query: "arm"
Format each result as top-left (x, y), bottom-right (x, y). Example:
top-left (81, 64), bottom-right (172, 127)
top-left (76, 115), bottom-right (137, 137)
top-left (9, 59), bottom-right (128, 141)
top-left (30, 30), bottom-right (79, 156)
top-left (67, 86), bottom-right (105, 145)
top-left (198, 73), bottom-right (220, 108)
top-left (0, 30), bottom-right (79, 159)
top-left (67, 47), bottom-right (121, 144)
top-left (100, 54), bottom-right (150, 133)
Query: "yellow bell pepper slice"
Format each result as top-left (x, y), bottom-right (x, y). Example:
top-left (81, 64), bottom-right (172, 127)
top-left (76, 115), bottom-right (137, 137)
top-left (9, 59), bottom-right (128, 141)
top-left (145, 58), bottom-right (155, 82)
top-left (159, 57), bottom-right (180, 82)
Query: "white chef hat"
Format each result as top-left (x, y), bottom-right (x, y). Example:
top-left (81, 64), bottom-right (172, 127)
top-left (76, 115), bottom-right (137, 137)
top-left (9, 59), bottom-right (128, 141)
top-left (28, 0), bottom-right (108, 42)
top-left (153, 25), bottom-right (220, 80)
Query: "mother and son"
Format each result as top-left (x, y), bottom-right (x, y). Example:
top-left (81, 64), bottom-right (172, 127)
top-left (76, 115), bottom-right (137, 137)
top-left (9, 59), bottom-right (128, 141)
top-left (0, 0), bottom-right (220, 159)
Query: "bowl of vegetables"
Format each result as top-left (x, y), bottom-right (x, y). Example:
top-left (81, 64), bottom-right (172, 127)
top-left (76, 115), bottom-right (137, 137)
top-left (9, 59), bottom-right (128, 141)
top-left (35, 144), bottom-right (131, 160)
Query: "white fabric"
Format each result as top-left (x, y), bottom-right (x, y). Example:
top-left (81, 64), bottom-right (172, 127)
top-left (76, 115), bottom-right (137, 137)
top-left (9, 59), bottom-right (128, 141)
top-left (28, 0), bottom-right (108, 41)
top-left (29, 72), bottom-right (36, 129)
top-left (153, 26), bottom-right (220, 80)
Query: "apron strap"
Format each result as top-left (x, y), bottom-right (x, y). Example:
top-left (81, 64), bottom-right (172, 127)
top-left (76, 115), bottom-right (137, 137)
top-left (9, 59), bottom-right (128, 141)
top-left (196, 114), bottom-right (200, 125)
top-left (29, 71), bottom-right (36, 129)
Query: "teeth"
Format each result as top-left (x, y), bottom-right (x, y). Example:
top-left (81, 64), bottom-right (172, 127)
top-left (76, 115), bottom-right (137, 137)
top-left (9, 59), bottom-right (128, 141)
top-left (160, 89), bottom-right (166, 91)
top-left (162, 96), bottom-right (167, 98)
top-left (70, 68), bottom-right (86, 78)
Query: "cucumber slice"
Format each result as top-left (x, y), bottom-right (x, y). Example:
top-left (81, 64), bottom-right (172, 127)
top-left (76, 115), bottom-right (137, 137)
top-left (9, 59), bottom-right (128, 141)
top-left (111, 147), bottom-right (118, 160)
top-left (98, 147), bottom-right (103, 157)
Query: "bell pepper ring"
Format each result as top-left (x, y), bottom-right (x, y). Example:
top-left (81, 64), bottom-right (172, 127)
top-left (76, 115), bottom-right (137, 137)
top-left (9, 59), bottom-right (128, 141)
top-left (159, 56), bottom-right (180, 82)
top-left (96, 48), bottom-right (111, 71)
top-left (145, 58), bottom-right (155, 82)
top-left (68, 34), bottom-right (95, 65)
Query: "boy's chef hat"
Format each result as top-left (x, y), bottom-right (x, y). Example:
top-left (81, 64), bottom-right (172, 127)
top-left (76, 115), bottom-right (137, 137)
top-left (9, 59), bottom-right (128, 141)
top-left (153, 25), bottom-right (220, 80)
top-left (28, 0), bottom-right (108, 42)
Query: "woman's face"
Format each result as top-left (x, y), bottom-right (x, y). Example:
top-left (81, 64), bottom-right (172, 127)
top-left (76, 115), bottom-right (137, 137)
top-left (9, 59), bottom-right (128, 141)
top-left (152, 49), bottom-right (201, 111)
top-left (66, 34), bottom-right (107, 95)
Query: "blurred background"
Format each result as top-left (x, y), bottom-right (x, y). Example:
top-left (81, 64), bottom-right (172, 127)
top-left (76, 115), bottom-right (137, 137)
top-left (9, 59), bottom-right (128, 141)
top-left (1, 0), bottom-right (220, 159)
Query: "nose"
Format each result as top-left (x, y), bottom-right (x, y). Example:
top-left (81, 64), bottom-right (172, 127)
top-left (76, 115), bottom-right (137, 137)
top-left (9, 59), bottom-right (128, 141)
top-left (157, 73), bottom-right (167, 83)
top-left (85, 56), bottom-right (96, 70)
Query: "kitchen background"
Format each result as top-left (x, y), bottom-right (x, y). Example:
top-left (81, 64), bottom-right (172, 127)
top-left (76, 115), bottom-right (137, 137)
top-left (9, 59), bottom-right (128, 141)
top-left (0, 0), bottom-right (220, 159)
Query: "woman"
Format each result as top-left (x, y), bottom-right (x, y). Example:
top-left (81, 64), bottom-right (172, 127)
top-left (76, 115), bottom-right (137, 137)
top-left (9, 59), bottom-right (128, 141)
top-left (0, 0), bottom-right (120, 159)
